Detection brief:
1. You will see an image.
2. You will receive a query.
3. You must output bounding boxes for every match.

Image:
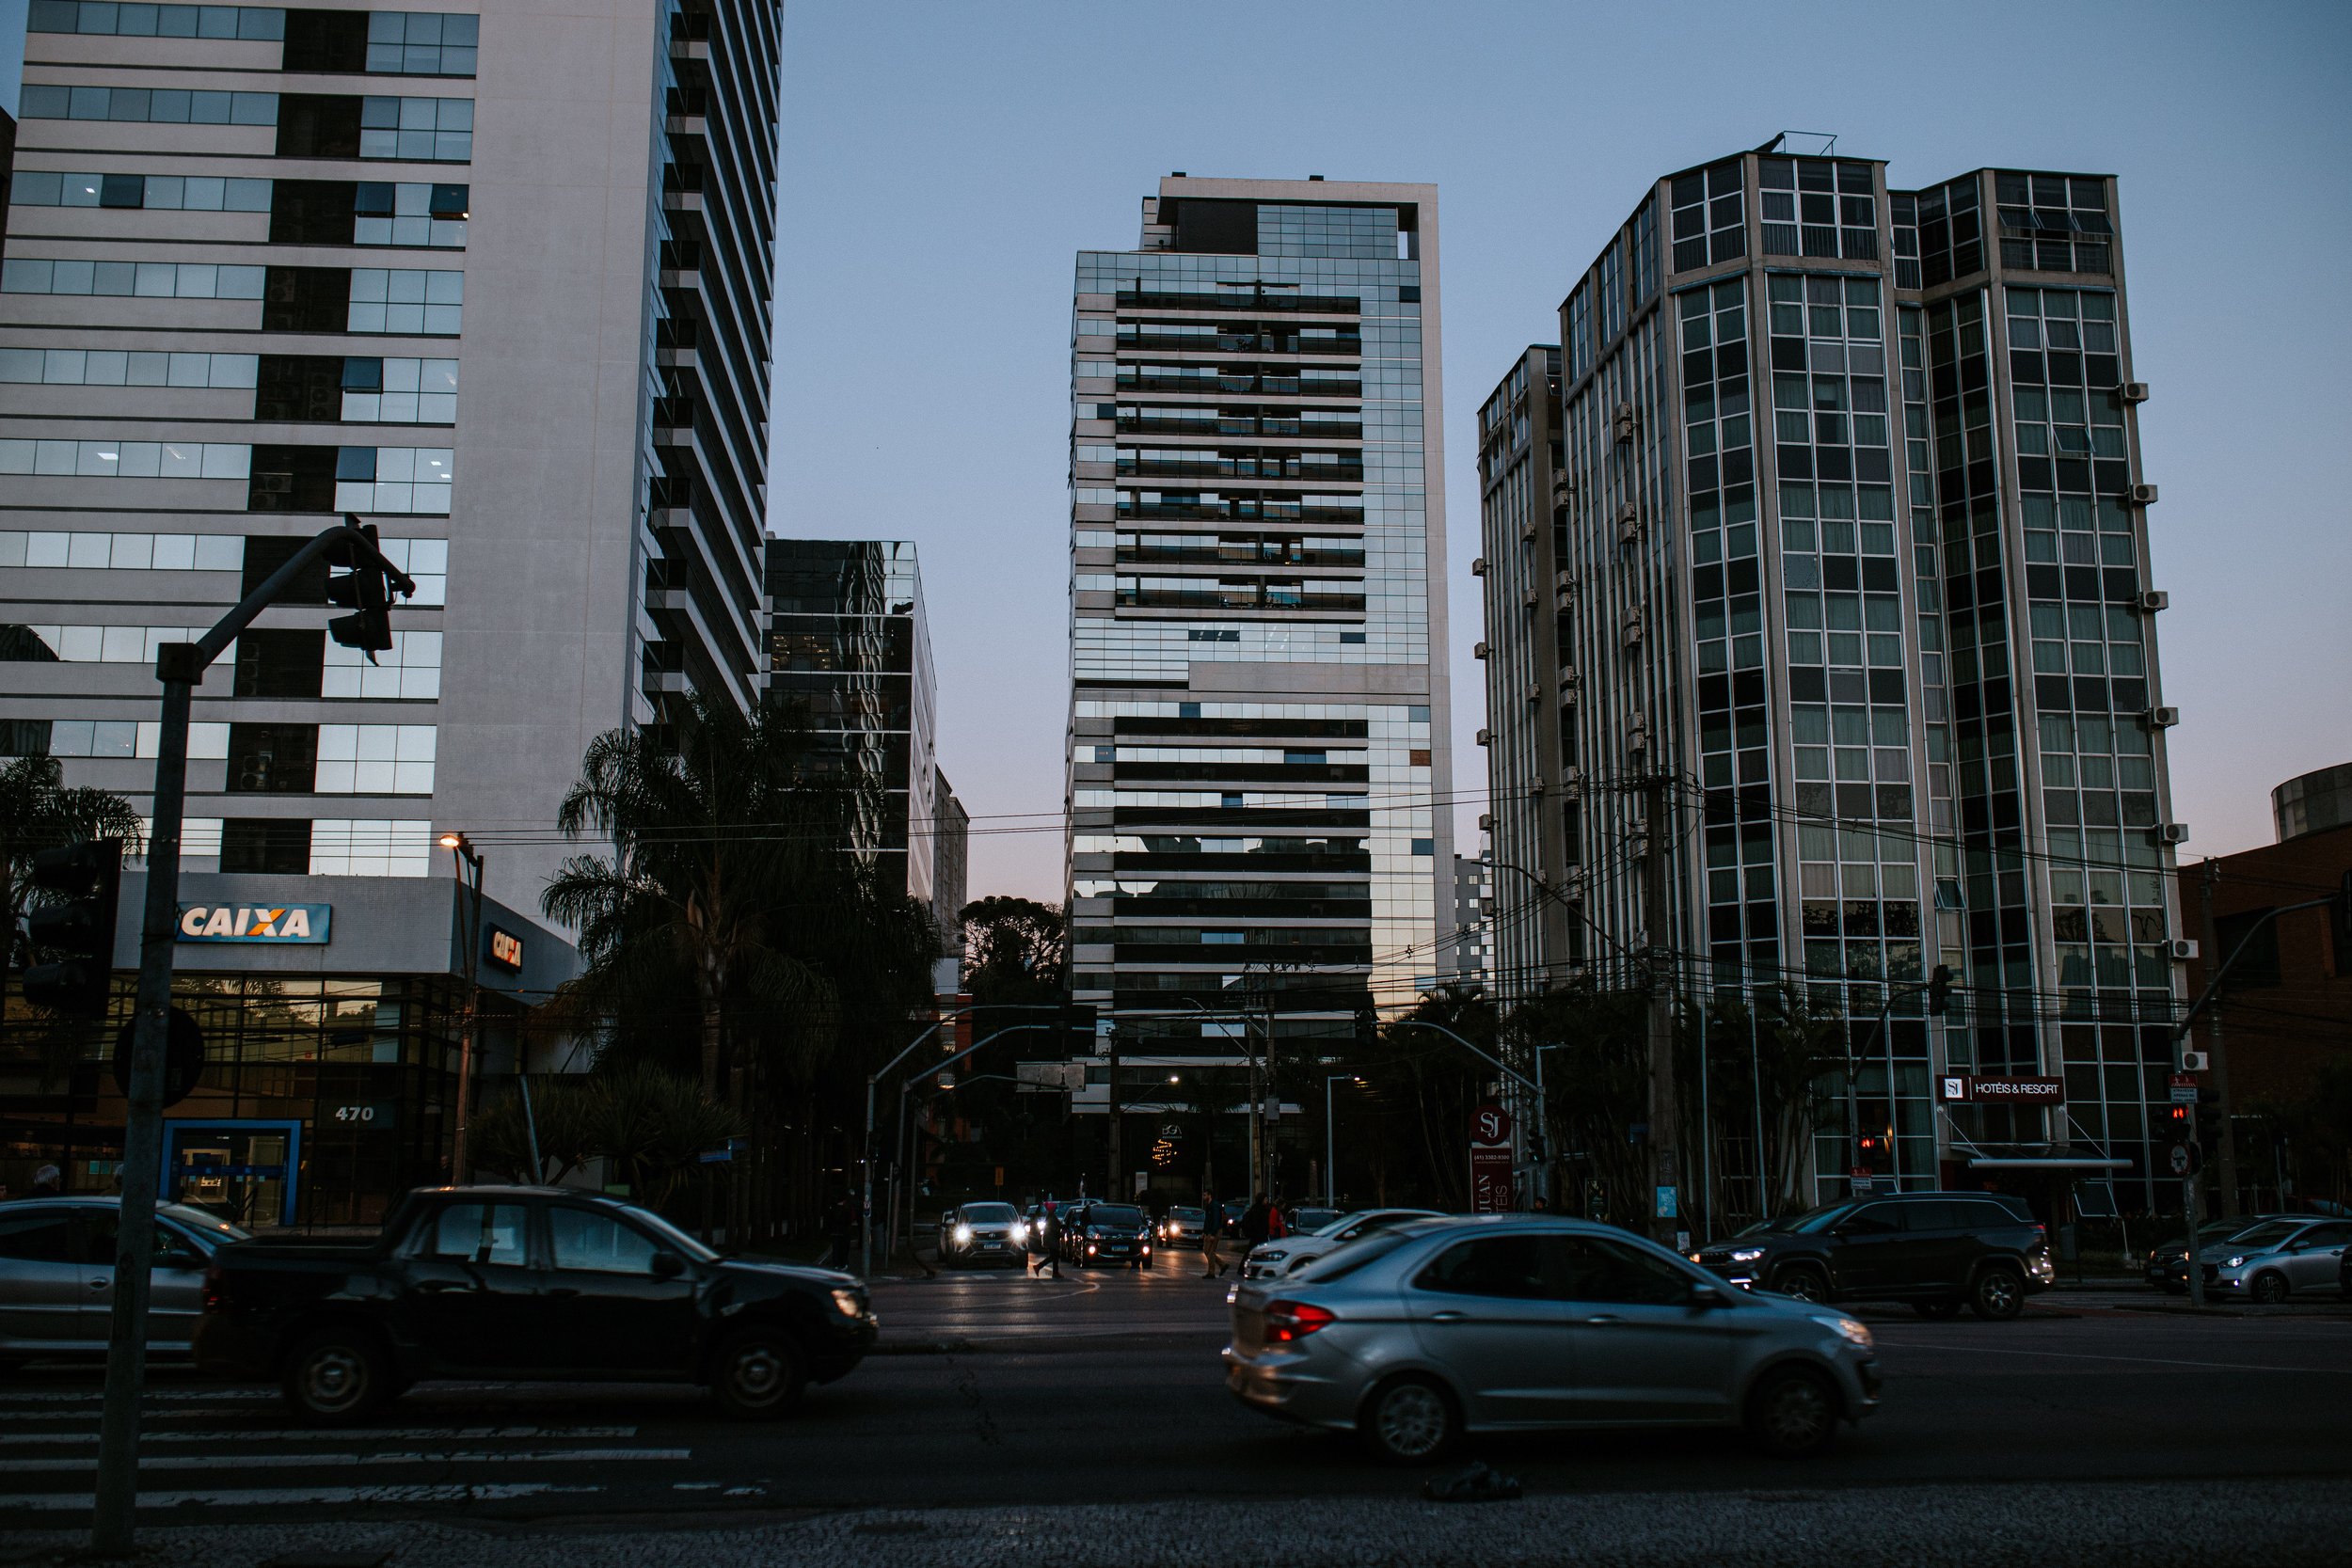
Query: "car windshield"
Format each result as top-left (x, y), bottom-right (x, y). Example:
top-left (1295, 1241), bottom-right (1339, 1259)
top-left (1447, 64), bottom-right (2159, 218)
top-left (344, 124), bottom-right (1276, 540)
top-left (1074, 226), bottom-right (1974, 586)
top-left (2221, 1221), bottom-right (2300, 1253)
top-left (1311, 1211), bottom-right (1368, 1237)
top-left (161, 1203), bottom-right (251, 1245)
top-left (1778, 1202), bottom-right (1858, 1234)
top-left (606, 1201), bottom-right (718, 1262)
top-left (1293, 1209), bottom-right (1341, 1230)
top-left (1088, 1206), bottom-right (1145, 1227)
top-left (1169, 1207), bottom-right (1203, 1222)
top-left (961, 1203), bottom-right (1016, 1222)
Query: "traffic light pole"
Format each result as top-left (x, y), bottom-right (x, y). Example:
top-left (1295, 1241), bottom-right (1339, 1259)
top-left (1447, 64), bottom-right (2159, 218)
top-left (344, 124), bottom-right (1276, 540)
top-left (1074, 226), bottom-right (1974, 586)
top-left (90, 520), bottom-right (409, 1558)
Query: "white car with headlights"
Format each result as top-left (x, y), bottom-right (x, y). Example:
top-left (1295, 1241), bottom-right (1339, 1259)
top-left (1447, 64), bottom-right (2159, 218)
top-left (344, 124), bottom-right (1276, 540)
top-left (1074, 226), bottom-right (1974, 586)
top-left (1224, 1215), bottom-right (1881, 1464)
top-left (1240, 1208), bottom-right (1445, 1280)
top-left (936, 1201), bottom-right (1025, 1268)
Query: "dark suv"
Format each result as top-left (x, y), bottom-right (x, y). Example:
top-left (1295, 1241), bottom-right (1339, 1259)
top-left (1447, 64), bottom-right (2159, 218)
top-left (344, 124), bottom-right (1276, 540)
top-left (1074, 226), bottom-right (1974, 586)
top-left (1692, 1191), bottom-right (2054, 1320)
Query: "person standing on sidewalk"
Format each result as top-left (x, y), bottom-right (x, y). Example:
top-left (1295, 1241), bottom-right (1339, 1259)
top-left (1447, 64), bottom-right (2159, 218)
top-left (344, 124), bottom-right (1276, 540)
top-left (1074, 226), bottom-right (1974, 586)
top-left (1198, 1189), bottom-right (1226, 1277)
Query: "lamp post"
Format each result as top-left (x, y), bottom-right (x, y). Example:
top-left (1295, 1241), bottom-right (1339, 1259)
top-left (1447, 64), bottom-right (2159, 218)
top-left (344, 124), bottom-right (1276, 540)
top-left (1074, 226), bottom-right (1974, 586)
top-left (1324, 1074), bottom-right (1362, 1208)
top-left (439, 831), bottom-right (484, 1185)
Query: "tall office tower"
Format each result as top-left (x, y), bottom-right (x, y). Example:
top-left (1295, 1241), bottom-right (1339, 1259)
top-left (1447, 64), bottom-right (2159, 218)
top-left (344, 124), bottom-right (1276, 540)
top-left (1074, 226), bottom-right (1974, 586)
top-left (1483, 143), bottom-right (2179, 1208)
top-left (0, 0), bottom-right (780, 910)
top-left (1066, 176), bottom-right (1452, 1106)
top-left (1472, 346), bottom-right (1574, 999)
top-left (763, 539), bottom-right (941, 916)
top-left (0, 2), bottom-right (778, 1219)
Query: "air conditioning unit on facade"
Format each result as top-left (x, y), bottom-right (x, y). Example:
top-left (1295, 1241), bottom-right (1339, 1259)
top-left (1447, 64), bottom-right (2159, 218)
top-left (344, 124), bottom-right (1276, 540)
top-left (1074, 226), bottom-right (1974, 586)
top-left (1523, 589), bottom-right (1541, 610)
top-left (1556, 570), bottom-right (1578, 593)
top-left (1613, 402), bottom-right (1636, 443)
top-left (1520, 519), bottom-right (1539, 543)
top-left (1471, 556), bottom-right (1488, 576)
top-left (1559, 663), bottom-right (1581, 688)
top-left (2180, 1049), bottom-right (2209, 1073)
top-left (1525, 683), bottom-right (1542, 704)
top-left (1560, 766), bottom-right (1582, 790)
top-left (1622, 608), bottom-right (1645, 644)
top-left (1478, 813), bottom-right (1494, 832)
top-left (2129, 483), bottom-right (2159, 505)
top-left (2154, 822), bottom-right (2190, 845)
top-left (2134, 590), bottom-right (2169, 613)
top-left (1617, 500), bottom-right (1641, 543)
top-left (1629, 713), bottom-right (1650, 751)
top-left (2143, 705), bottom-right (2181, 729)
top-left (1473, 641), bottom-right (1489, 659)
top-left (1529, 779), bottom-right (1546, 797)
top-left (2120, 382), bottom-right (2151, 403)
top-left (2166, 938), bottom-right (2199, 961)
top-left (1475, 728), bottom-right (1491, 747)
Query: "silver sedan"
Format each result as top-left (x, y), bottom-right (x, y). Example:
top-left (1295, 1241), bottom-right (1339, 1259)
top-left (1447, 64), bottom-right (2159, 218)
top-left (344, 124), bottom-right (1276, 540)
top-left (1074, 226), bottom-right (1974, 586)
top-left (1224, 1215), bottom-right (1881, 1463)
top-left (0, 1197), bottom-right (250, 1364)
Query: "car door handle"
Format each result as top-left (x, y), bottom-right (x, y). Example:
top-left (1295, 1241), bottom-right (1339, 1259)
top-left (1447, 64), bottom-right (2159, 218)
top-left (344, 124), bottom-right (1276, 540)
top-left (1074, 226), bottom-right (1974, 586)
top-left (1582, 1314), bottom-right (1622, 1324)
top-left (87, 1276), bottom-right (111, 1291)
top-left (1426, 1309), bottom-right (1467, 1322)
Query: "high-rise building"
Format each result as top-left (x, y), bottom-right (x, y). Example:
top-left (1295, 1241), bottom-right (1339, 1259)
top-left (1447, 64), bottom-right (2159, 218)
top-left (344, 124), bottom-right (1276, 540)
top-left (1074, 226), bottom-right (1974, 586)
top-left (1447, 851), bottom-right (1491, 990)
top-left (0, 0), bottom-right (780, 1219)
top-left (1066, 175), bottom-right (1452, 1108)
top-left (763, 538), bottom-right (941, 915)
top-left (1479, 141), bottom-right (2183, 1209)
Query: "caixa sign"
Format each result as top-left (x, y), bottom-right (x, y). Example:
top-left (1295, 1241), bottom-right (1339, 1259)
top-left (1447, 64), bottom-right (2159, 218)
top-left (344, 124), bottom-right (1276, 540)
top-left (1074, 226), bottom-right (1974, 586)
top-left (485, 925), bottom-right (524, 972)
top-left (177, 903), bottom-right (331, 943)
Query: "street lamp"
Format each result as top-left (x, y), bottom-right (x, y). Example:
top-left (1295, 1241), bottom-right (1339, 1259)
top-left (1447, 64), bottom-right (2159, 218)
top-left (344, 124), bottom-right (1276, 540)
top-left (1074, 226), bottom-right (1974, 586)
top-left (439, 831), bottom-right (485, 1185)
top-left (1324, 1074), bottom-right (1363, 1209)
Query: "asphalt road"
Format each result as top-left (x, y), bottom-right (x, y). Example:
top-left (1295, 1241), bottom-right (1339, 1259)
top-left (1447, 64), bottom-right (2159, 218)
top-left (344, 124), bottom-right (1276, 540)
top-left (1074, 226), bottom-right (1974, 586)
top-left (4, 1265), bottom-right (2350, 1544)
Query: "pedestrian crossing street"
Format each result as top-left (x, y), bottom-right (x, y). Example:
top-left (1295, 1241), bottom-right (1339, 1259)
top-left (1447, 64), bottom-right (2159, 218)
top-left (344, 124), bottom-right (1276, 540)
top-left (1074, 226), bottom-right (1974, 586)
top-left (0, 1382), bottom-right (716, 1517)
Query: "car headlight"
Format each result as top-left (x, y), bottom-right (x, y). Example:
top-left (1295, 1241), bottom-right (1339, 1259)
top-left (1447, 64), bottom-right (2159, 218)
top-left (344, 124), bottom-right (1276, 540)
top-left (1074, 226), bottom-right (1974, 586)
top-left (1728, 1247), bottom-right (1766, 1263)
top-left (2224, 1256), bottom-right (2247, 1269)
top-left (830, 1289), bottom-right (865, 1318)
top-left (1814, 1314), bottom-right (1872, 1350)
top-left (953, 1225), bottom-right (973, 1244)
top-left (1259, 1249), bottom-right (1287, 1262)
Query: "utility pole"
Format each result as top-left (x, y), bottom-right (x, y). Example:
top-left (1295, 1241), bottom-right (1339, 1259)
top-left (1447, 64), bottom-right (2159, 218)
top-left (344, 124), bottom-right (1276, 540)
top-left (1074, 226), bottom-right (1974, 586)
top-left (1642, 774), bottom-right (1680, 1247)
top-left (439, 831), bottom-right (485, 1184)
top-left (1104, 1021), bottom-right (1122, 1197)
top-left (2199, 860), bottom-right (2240, 1219)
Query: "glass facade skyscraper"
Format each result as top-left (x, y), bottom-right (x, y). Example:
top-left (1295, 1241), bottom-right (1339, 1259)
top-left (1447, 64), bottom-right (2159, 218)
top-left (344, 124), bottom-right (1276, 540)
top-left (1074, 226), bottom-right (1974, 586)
top-left (1066, 176), bottom-right (1452, 1085)
top-left (1479, 145), bottom-right (2185, 1212)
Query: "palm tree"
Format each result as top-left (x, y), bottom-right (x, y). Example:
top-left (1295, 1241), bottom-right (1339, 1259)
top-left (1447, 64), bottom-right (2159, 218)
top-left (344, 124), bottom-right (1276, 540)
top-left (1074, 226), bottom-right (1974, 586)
top-left (3, 755), bottom-right (144, 975)
top-left (541, 692), bottom-right (938, 1110)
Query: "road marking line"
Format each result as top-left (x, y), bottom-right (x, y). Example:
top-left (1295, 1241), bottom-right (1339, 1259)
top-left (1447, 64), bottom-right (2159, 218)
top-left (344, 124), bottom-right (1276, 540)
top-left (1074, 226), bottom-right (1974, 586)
top-left (0, 1481), bottom-right (602, 1512)
top-left (0, 1425), bottom-right (639, 1447)
top-left (1900, 1341), bottom-right (2352, 1374)
top-left (0, 1448), bottom-right (690, 1474)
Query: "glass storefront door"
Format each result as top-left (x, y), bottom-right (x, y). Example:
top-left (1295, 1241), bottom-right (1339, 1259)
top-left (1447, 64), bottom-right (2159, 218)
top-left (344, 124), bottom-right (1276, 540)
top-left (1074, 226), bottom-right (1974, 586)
top-left (162, 1120), bottom-right (301, 1227)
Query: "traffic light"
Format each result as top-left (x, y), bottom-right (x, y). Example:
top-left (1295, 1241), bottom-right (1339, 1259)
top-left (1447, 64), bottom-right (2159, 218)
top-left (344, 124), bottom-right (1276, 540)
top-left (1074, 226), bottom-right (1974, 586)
top-left (24, 838), bottom-right (122, 1017)
top-left (1926, 963), bottom-right (1953, 1016)
top-left (2164, 1101), bottom-right (2192, 1134)
top-left (2193, 1089), bottom-right (2222, 1149)
top-left (325, 518), bottom-right (395, 661)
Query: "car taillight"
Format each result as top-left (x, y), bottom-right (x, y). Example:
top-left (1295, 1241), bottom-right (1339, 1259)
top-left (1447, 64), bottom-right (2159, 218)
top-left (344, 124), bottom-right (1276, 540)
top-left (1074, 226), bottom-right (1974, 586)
top-left (1263, 1300), bottom-right (1335, 1342)
top-left (201, 1261), bottom-right (227, 1312)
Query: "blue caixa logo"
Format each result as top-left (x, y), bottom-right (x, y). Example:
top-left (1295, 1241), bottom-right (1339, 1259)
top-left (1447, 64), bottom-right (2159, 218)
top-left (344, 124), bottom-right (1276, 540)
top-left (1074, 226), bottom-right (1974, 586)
top-left (177, 903), bottom-right (332, 943)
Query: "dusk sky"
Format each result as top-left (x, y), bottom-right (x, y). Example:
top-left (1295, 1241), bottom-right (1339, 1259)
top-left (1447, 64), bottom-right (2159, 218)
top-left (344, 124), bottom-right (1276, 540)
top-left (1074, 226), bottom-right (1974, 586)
top-left (773, 0), bottom-right (2352, 905)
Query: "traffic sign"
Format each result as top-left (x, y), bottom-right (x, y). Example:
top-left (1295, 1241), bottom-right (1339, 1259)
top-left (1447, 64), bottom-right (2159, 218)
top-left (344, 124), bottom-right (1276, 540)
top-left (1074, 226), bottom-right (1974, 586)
top-left (1470, 1102), bottom-right (1513, 1147)
top-left (2168, 1142), bottom-right (2201, 1176)
top-left (2169, 1073), bottom-right (2199, 1105)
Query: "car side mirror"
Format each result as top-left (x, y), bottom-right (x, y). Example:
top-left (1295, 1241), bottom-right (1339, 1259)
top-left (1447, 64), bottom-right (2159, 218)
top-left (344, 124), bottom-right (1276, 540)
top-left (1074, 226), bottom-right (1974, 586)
top-left (650, 1250), bottom-right (686, 1280)
top-left (1690, 1283), bottom-right (1733, 1308)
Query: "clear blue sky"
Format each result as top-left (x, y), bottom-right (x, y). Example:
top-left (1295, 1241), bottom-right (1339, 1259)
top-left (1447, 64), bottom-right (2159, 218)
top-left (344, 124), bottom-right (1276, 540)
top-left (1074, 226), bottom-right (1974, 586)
top-left (774, 0), bottom-right (2352, 904)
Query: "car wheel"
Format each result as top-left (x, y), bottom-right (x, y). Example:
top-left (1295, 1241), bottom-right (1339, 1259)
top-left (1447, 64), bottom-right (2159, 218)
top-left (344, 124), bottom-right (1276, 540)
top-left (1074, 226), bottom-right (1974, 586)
top-left (1913, 1298), bottom-right (1963, 1320)
top-left (2249, 1271), bottom-right (2289, 1306)
top-left (1772, 1265), bottom-right (1829, 1305)
top-left (710, 1328), bottom-right (805, 1419)
top-left (1969, 1265), bottom-right (2026, 1321)
top-left (282, 1327), bottom-right (394, 1424)
top-left (1358, 1374), bottom-right (1459, 1465)
top-left (1745, 1366), bottom-right (1840, 1459)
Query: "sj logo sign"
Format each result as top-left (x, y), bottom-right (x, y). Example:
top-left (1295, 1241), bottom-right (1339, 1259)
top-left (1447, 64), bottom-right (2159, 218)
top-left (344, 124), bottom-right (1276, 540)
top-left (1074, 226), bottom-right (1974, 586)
top-left (177, 903), bottom-right (332, 944)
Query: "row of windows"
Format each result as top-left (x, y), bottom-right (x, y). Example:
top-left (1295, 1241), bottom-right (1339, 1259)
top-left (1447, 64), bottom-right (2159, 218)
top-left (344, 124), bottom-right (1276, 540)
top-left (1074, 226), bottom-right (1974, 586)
top-left (3, 257), bottom-right (266, 298)
top-left (0, 347), bottom-right (258, 388)
top-left (0, 438), bottom-right (252, 480)
top-left (10, 170), bottom-right (271, 212)
top-left (16, 87), bottom-right (475, 163)
top-left (0, 531), bottom-right (445, 598)
top-left (3, 259), bottom-right (462, 336)
top-left (29, 2), bottom-right (282, 39)
top-left (179, 816), bottom-right (439, 878)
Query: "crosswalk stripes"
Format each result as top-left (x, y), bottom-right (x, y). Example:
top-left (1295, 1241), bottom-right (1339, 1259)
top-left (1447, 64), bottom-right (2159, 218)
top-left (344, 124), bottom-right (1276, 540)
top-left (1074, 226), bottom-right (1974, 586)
top-left (0, 1385), bottom-right (693, 1516)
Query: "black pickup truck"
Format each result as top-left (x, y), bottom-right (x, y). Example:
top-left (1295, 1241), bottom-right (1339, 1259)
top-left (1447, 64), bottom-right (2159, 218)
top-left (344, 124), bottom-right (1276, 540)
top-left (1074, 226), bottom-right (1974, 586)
top-left (195, 1184), bottom-right (878, 1422)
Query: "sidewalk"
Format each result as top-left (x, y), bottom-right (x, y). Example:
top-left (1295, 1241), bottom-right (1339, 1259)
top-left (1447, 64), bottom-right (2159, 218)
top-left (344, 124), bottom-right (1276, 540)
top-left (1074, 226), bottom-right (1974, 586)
top-left (5, 1479), bottom-right (2347, 1567)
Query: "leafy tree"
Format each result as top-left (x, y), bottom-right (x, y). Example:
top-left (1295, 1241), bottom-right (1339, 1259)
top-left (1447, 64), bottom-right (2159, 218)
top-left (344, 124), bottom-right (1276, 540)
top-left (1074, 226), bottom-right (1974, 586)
top-left (959, 896), bottom-right (1065, 1004)
top-left (470, 1063), bottom-right (741, 1209)
top-left (3, 755), bottom-right (144, 977)
top-left (1699, 985), bottom-right (1851, 1217)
